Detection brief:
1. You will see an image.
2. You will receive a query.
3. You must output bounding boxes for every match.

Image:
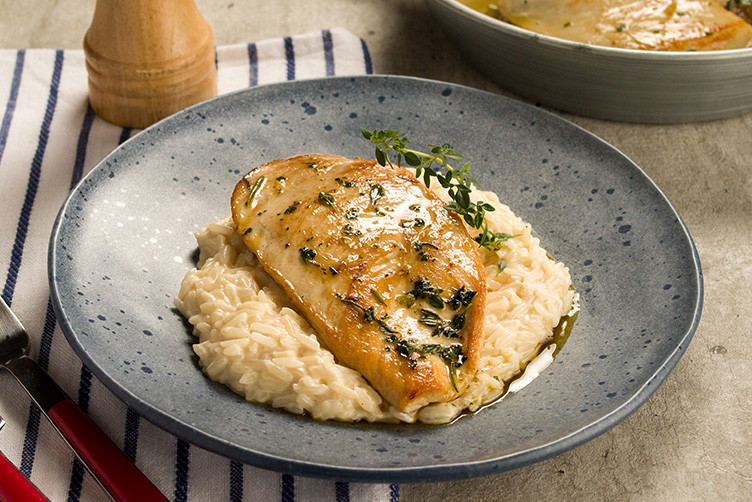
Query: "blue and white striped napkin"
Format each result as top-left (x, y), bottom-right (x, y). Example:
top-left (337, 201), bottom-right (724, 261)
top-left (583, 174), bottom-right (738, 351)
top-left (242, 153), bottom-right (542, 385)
top-left (0, 28), bottom-right (400, 502)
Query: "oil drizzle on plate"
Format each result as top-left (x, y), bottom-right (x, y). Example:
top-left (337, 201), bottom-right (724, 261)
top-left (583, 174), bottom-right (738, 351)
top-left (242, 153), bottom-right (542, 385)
top-left (451, 291), bottom-right (580, 423)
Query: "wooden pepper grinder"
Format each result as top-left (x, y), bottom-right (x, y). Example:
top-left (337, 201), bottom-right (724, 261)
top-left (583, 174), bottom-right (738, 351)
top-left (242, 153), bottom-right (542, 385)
top-left (84, 0), bottom-right (217, 129)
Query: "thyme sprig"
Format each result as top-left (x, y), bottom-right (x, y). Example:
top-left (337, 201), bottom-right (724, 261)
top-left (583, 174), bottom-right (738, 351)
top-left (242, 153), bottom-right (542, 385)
top-left (361, 128), bottom-right (517, 256)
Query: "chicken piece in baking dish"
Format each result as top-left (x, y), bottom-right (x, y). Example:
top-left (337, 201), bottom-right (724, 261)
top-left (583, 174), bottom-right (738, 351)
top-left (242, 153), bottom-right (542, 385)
top-left (724, 0), bottom-right (752, 24)
top-left (231, 154), bottom-right (488, 413)
top-left (497, 0), bottom-right (752, 50)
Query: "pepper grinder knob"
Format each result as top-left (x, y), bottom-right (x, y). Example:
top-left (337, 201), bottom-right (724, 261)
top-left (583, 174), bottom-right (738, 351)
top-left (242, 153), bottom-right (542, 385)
top-left (84, 0), bottom-right (217, 129)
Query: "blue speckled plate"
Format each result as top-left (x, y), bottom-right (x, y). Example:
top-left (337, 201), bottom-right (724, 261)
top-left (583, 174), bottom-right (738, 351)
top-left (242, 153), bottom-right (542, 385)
top-left (48, 76), bottom-right (702, 482)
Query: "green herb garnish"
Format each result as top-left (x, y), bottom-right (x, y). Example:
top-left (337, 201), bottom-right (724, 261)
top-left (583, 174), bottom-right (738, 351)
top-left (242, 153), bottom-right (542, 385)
top-left (341, 224), bottom-right (362, 236)
top-left (361, 128), bottom-right (515, 269)
top-left (394, 338), bottom-right (465, 390)
top-left (413, 242), bottom-right (439, 261)
top-left (418, 308), bottom-right (467, 339)
top-left (399, 218), bottom-right (426, 229)
top-left (496, 258), bottom-right (508, 275)
top-left (318, 192), bottom-right (335, 207)
top-left (284, 200), bottom-right (301, 214)
top-left (418, 309), bottom-right (443, 327)
top-left (403, 277), bottom-right (445, 309)
top-left (369, 183), bottom-right (385, 206)
top-left (338, 295), bottom-right (399, 334)
top-left (306, 161), bottom-right (326, 170)
top-left (447, 286), bottom-right (477, 310)
top-left (244, 176), bottom-right (265, 207)
top-left (335, 177), bottom-right (356, 187)
top-left (299, 246), bottom-right (317, 263)
top-left (371, 288), bottom-right (387, 306)
top-left (337, 294), bottom-right (466, 390)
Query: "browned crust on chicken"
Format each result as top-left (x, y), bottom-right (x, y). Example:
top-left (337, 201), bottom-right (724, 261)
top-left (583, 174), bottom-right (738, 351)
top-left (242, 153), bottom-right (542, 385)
top-left (231, 154), bottom-right (487, 413)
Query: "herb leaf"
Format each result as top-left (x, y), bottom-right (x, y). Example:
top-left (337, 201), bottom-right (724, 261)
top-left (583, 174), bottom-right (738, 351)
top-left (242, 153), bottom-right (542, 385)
top-left (284, 200), bottom-right (301, 214)
top-left (448, 286), bottom-right (477, 310)
top-left (244, 176), bottom-right (265, 207)
top-left (335, 177), bottom-right (356, 188)
top-left (496, 258), bottom-right (508, 275)
top-left (369, 183), bottom-right (385, 206)
top-left (418, 309), bottom-right (443, 327)
top-left (371, 288), bottom-right (387, 306)
top-left (402, 277), bottom-right (444, 309)
top-left (318, 192), bottom-right (335, 207)
top-left (299, 247), bottom-right (316, 263)
top-left (361, 128), bottom-right (517, 256)
top-left (338, 295), bottom-right (399, 334)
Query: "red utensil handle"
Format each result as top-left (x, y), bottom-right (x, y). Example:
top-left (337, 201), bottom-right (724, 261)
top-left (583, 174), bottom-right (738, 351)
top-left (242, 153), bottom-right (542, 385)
top-left (0, 451), bottom-right (47, 502)
top-left (48, 400), bottom-right (167, 502)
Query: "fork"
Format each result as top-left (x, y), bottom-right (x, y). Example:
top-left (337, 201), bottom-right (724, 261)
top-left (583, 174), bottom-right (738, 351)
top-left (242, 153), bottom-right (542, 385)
top-left (0, 297), bottom-right (167, 501)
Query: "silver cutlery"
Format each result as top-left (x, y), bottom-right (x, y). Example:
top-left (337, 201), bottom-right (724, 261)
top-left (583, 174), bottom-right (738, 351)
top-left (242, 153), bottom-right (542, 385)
top-left (0, 297), bottom-right (167, 501)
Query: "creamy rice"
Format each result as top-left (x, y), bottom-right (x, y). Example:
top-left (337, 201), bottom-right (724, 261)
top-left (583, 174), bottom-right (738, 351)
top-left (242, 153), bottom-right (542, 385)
top-left (175, 187), bottom-right (574, 424)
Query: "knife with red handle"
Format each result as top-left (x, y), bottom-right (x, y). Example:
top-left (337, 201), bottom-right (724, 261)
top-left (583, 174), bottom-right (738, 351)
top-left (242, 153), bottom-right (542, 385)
top-left (1, 297), bottom-right (167, 501)
top-left (0, 415), bottom-right (47, 502)
top-left (0, 452), bottom-right (48, 502)
top-left (5, 357), bottom-right (169, 502)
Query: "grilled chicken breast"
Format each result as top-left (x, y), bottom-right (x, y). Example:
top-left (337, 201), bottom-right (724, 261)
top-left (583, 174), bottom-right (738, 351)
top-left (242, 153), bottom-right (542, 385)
top-left (231, 154), bottom-right (487, 413)
top-left (498, 0), bottom-right (752, 50)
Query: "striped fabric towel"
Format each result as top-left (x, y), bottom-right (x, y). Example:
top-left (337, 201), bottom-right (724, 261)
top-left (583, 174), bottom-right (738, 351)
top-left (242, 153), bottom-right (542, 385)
top-left (0, 28), bottom-right (400, 502)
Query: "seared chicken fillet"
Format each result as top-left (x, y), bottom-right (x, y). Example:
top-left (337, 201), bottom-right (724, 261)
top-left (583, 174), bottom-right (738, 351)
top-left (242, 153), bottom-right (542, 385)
top-left (231, 154), bottom-right (487, 413)
top-left (498, 0), bottom-right (752, 50)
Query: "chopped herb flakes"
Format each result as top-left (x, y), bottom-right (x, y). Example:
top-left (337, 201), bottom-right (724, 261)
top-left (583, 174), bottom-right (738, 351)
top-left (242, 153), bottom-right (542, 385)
top-left (318, 192), bottom-right (335, 207)
top-left (371, 289), bottom-right (387, 306)
top-left (338, 296), bottom-right (398, 334)
top-left (394, 338), bottom-right (465, 390)
top-left (414, 242), bottom-right (439, 261)
top-left (244, 176), bottom-right (265, 207)
top-left (335, 177), bottom-right (356, 187)
top-left (299, 247), bottom-right (316, 263)
top-left (337, 294), bottom-right (466, 384)
top-left (447, 286), bottom-right (476, 310)
top-left (284, 201), bottom-right (301, 214)
top-left (419, 308), bottom-right (466, 339)
top-left (400, 277), bottom-right (445, 309)
top-left (400, 218), bottom-right (425, 229)
top-left (369, 183), bottom-right (385, 206)
top-left (306, 161), bottom-right (326, 171)
top-left (341, 224), bottom-right (362, 236)
top-left (274, 176), bottom-right (286, 193)
top-left (496, 258), bottom-right (508, 275)
top-left (418, 309), bottom-right (443, 327)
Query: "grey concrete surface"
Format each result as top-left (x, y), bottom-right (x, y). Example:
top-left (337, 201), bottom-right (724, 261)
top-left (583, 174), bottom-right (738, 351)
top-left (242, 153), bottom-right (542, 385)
top-left (1, 0), bottom-right (750, 500)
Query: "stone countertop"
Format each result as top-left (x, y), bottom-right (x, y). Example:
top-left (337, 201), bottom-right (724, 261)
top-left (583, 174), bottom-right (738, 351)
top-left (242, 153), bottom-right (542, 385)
top-left (2, 0), bottom-right (749, 500)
